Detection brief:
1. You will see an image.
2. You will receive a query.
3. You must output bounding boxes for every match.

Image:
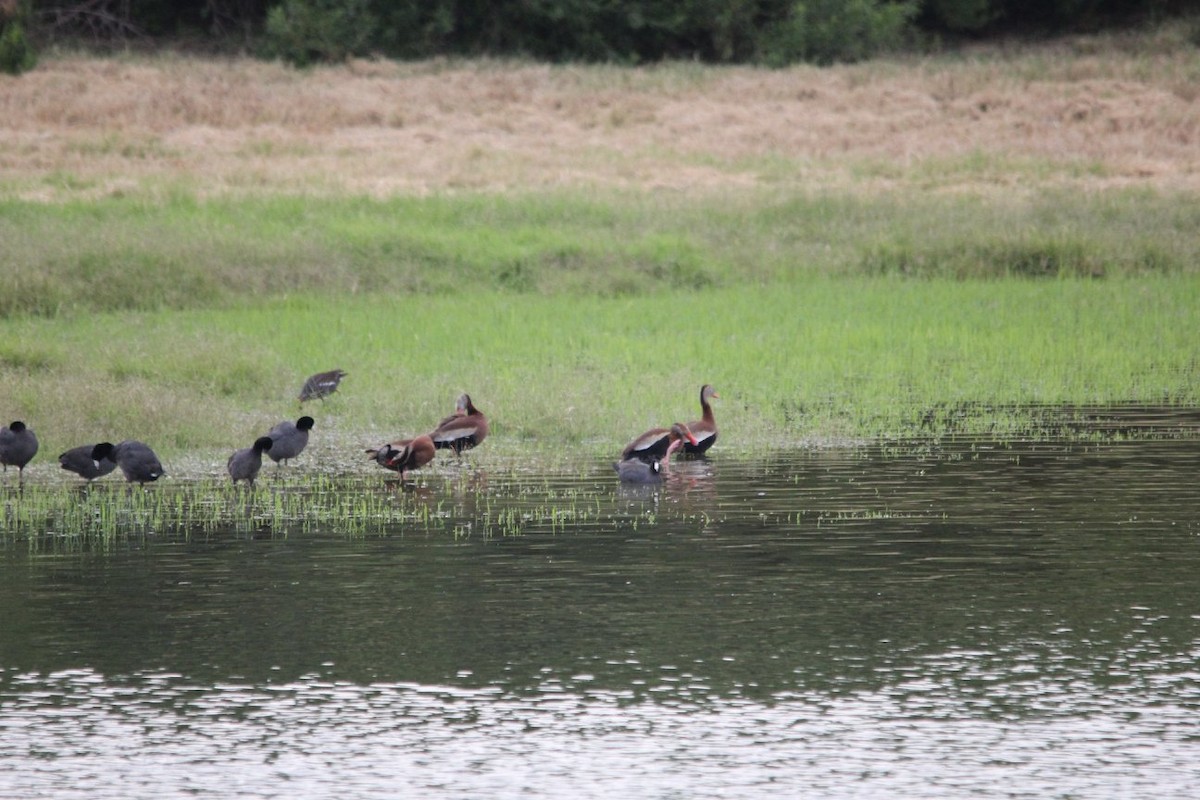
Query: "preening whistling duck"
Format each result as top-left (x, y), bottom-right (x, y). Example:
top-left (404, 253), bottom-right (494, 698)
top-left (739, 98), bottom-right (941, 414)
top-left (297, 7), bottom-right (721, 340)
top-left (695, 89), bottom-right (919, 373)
top-left (59, 444), bottom-right (118, 482)
top-left (299, 369), bottom-right (347, 403)
top-left (366, 434), bottom-right (436, 480)
top-left (227, 436), bottom-right (274, 486)
top-left (92, 441), bottom-right (165, 484)
top-left (621, 422), bottom-right (698, 466)
top-left (613, 457), bottom-right (663, 484)
top-left (434, 393), bottom-right (469, 429)
top-left (430, 393), bottom-right (488, 454)
top-left (683, 384), bottom-right (719, 455)
top-left (0, 421), bottom-right (38, 479)
top-left (267, 416), bottom-right (314, 466)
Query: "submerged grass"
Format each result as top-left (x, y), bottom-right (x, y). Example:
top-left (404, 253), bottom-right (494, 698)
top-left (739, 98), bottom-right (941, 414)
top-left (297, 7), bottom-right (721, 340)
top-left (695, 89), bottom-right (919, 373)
top-left (2, 463), bottom-right (644, 545)
top-left (5, 475), bottom-right (460, 546)
top-left (7, 412), bottom-right (1194, 544)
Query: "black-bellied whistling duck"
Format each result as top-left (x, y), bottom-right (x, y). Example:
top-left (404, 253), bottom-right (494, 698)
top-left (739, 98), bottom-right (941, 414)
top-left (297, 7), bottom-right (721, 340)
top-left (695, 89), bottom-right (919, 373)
top-left (91, 441), bottom-right (165, 484)
top-left (59, 444), bottom-right (118, 482)
top-left (227, 436), bottom-right (274, 486)
top-left (683, 384), bottom-right (719, 455)
top-left (430, 393), bottom-right (488, 454)
top-left (266, 416), bottom-right (314, 466)
top-left (299, 369), bottom-right (347, 403)
top-left (613, 457), bottom-right (663, 483)
top-left (366, 434), bottom-right (436, 480)
top-left (621, 422), bottom-right (698, 466)
top-left (435, 393), bottom-right (469, 429)
top-left (0, 421), bottom-right (38, 480)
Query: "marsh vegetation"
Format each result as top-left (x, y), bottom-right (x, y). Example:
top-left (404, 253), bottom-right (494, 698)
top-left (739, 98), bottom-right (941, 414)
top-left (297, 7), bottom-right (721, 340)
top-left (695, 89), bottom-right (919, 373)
top-left (0, 25), bottom-right (1197, 487)
top-left (2, 31), bottom-right (1200, 799)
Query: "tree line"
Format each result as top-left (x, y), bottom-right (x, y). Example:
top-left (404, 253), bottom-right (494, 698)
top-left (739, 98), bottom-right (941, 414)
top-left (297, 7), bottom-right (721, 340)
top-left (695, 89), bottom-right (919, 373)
top-left (3, 0), bottom-right (1196, 73)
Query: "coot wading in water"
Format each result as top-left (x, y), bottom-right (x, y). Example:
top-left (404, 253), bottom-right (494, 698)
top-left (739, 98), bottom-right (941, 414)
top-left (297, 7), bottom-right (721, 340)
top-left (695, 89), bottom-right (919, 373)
top-left (613, 457), bottom-right (663, 484)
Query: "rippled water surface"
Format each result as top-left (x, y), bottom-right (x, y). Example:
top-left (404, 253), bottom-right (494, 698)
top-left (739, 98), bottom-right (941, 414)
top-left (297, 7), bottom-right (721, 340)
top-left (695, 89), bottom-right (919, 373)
top-left (3, 428), bottom-right (1200, 798)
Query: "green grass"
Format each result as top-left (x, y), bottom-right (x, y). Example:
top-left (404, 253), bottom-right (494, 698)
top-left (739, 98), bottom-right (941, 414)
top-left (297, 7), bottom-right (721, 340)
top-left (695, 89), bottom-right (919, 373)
top-left (1, 185), bottom-right (1197, 475)
top-left (3, 188), bottom-right (1199, 317)
top-left (1, 277), bottom-right (1196, 478)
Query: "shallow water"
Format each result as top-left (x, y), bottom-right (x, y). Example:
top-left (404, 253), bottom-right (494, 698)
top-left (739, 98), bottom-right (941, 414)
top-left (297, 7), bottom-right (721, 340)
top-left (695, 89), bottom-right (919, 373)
top-left (2, 430), bottom-right (1200, 798)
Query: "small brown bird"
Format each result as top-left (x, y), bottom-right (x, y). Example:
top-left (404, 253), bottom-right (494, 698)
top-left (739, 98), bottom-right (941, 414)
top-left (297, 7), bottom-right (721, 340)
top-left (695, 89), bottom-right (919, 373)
top-left (299, 369), bottom-right (347, 403)
top-left (683, 384), bottom-right (719, 455)
top-left (621, 422), bottom-right (698, 467)
top-left (366, 434), bottom-right (436, 481)
top-left (430, 393), bottom-right (488, 454)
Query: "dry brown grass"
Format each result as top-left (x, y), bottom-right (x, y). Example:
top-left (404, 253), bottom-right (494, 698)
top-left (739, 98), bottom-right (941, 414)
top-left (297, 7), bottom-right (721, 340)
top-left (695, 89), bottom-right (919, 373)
top-left (3, 24), bottom-right (1200, 202)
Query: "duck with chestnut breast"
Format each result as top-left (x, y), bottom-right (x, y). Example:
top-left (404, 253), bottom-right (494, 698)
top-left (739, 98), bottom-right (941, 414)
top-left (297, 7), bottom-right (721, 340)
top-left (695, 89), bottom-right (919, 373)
top-left (683, 384), bottom-right (719, 456)
top-left (366, 433), bottom-right (436, 481)
top-left (59, 443), bottom-right (118, 482)
top-left (0, 421), bottom-right (38, 479)
top-left (266, 415), bottom-right (314, 466)
top-left (228, 436), bottom-right (274, 486)
top-left (613, 457), bottom-right (663, 484)
top-left (430, 393), bottom-right (488, 454)
top-left (621, 422), bottom-right (698, 466)
top-left (299, 369), bottom-right (347, 404)
top-left (91, 441), bottom-right (164, 484)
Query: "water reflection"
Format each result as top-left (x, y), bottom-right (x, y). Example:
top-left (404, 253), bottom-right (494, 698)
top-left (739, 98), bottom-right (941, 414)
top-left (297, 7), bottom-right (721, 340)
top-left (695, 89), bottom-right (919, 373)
top-left (2, 433), bottom-right (1200, 798)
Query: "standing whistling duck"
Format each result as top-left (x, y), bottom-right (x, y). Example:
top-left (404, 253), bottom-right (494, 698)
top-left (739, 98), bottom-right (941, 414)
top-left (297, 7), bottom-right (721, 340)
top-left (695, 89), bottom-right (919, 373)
top-left (0, 421), bottom-right (38, 480)
top-left (683, 384), bottom-right (719, 455)
top-left (228, 436), bottom-right (274, 486)
top-left (92, 441), bottom-right (165, 484)
top-left (621, 422), bottom-right (698, 466)
top-left (366, 434), bottom-right (436, 481)
top-left (613, 457), bottom-right (663, 484)
top-left (430, 393), bottom-right (488, 454)
top-left (266, 415), bottom-right (314, 466)
top-left (299, 369), bottom-right (347, 404)
top-left (59, 444), bottom-right (118, 482)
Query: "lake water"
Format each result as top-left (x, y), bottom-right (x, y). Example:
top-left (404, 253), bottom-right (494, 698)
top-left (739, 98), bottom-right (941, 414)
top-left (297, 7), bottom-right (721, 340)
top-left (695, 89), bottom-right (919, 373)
top-left (2, 420), bottom-right (1199, 798)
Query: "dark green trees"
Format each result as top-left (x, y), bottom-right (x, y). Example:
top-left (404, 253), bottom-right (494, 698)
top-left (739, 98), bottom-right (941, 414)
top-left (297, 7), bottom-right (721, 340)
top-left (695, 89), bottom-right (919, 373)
top-left (1, 0), bottom-right (36, 75)
top-left (22, 0), bottom-right (1198, 68)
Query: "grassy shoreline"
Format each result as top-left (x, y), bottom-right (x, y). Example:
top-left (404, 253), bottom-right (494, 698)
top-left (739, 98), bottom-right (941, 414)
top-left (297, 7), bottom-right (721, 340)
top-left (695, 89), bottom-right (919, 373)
top-left (1, 279), bottom-right (1196, 479)
top-left (3, 37), bottom-right (1198, 477)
